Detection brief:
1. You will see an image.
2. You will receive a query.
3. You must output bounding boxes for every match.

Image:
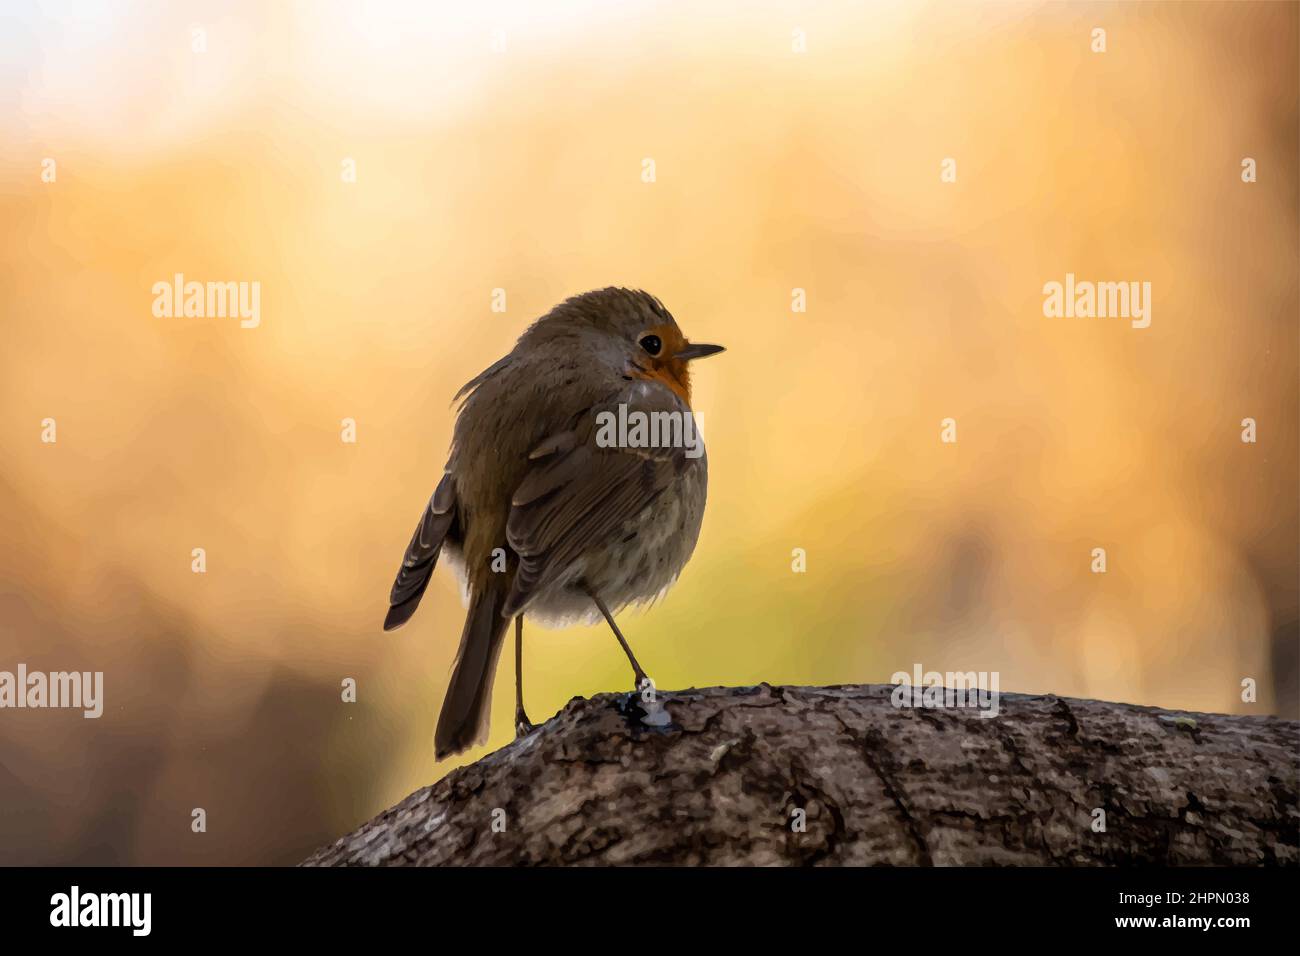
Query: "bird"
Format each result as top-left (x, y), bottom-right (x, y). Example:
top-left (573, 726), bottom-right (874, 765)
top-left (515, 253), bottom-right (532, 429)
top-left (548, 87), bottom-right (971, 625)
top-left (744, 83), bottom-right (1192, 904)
top-left (383, 287), bottom-right (724, 759)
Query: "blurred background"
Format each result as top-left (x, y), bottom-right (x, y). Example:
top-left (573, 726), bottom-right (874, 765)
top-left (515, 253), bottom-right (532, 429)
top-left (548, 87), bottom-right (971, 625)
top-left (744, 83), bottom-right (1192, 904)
top-left (0, 0), bottom-right (1296, 864)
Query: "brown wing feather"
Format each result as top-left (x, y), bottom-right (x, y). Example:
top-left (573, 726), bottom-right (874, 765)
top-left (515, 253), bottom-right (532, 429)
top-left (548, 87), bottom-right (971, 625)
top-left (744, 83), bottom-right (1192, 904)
top-left (383, 472), bottom-right (457, 630)
top-left (502, 385), bottom-right (694, 618)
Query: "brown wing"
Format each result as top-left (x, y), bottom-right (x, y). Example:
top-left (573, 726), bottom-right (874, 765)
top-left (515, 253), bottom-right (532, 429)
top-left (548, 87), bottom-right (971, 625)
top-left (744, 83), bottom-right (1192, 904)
top-left (502, 384), bottom-right (699, 618)
top-left (383, 471), bottom-right (457, 630)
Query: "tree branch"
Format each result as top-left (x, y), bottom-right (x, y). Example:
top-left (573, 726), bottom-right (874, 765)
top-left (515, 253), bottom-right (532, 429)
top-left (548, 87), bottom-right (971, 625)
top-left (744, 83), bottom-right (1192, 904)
top-left (303, 684), bottom-right (1298, 866)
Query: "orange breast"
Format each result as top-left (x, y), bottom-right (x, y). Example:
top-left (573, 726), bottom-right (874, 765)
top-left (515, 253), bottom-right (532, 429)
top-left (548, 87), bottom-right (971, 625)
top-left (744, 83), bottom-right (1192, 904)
top-left (632, 363), bottom-right (691, 406)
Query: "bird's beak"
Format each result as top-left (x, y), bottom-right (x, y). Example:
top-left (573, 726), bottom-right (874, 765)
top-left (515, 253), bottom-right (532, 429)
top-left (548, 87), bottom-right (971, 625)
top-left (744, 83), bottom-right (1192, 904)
top-left (674, 343), bottom-right (725, 361)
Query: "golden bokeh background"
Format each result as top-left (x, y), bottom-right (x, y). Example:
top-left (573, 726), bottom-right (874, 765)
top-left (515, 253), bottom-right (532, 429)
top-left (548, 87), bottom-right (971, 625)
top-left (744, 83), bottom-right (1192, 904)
top-left (0, 0), bottom-right (1296, 864)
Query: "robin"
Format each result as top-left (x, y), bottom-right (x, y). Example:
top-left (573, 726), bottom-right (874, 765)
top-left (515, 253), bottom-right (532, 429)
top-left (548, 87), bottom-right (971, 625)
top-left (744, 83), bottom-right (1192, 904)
top-left (383, 288), bottom-right (724, 759)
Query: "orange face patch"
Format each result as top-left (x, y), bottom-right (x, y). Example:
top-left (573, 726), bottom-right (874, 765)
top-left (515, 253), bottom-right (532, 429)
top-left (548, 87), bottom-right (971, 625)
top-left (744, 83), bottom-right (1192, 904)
top-left (629, 322), bottom-right (692, 405)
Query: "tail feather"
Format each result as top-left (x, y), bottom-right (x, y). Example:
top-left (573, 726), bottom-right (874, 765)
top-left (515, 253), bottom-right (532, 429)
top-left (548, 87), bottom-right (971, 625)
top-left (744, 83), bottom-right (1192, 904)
top-left (434, 578), bottom-right (511, 759)
top-left (384, 473), bottom-right (456, 631)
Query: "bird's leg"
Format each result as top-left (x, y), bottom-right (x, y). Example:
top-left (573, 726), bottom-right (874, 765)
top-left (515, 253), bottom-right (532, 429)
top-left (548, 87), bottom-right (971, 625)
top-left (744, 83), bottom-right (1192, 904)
top-left (514, 615), bottom-right (534, 737)
top-left (584, 585), bottom-right (651, 692)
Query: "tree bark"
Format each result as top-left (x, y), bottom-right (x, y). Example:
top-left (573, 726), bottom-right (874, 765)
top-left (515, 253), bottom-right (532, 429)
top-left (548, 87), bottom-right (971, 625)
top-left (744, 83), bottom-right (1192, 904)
top-left (302, 684), bottom-right (1298, 866)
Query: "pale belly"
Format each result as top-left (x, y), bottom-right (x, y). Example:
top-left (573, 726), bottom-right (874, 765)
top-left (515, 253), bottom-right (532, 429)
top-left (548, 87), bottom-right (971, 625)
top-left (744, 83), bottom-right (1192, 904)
top-left (442, 454), bottom-right (708, 628)
top-left (518, 456), bottom-right (708, 628)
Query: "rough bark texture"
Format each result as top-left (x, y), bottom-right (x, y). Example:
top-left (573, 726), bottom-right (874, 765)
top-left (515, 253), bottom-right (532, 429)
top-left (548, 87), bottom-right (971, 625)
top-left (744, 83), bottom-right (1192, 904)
top-left (303, 684), bottom-right (1299, 866)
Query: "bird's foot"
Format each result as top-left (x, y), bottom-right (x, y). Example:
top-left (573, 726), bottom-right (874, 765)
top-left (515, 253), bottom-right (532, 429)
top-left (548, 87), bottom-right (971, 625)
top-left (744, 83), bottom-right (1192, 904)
top-left (514, 709), bottom-right (536, 738)
top-left (620, 675), bottom-right (673, 729)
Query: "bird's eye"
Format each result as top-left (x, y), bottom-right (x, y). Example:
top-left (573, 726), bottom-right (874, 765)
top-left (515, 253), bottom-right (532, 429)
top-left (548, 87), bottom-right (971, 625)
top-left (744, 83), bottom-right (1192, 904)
top-left (639, 334), bottom-right (662, 356)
